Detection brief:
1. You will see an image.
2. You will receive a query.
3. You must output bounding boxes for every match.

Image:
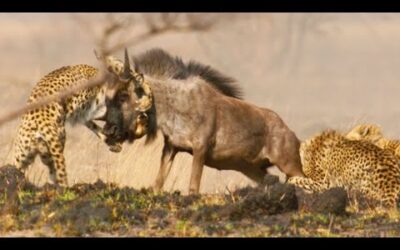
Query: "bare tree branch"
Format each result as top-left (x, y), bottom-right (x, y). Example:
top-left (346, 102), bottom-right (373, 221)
top-left (94, 13), bottom-right (217, 56)
top-left (0, 70), bottom-right (109, 127)
top-left (0, 14), bottom-right (218, 127)
top-left (106, 22), bottom-right (210, 55)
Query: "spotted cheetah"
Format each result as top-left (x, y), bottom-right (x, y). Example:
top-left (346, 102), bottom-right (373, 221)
top-left (345, 124), bottom-right (400, 158)
top-left (288, 130), bottom-right (400, 208)
top-left (12, 53), bottom-right (150, 187)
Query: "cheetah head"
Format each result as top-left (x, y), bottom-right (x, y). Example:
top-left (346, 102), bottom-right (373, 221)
top-left (345, 124), bottom-right (383, 144)
top-left (300, 130), bottom-right (342, 166)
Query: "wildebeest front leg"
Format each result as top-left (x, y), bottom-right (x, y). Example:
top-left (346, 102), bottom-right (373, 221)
top-left (153, 142), bottom-right (177, 192)
top-left (188, 147), bottom-right (206, 194)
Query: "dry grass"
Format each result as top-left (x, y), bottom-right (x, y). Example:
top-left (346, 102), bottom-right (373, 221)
top-left (0, 173), bottom-right (398, 237)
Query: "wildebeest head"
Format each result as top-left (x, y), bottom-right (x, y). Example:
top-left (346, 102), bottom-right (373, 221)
top-left (100, 49), bottom-right (153, 145)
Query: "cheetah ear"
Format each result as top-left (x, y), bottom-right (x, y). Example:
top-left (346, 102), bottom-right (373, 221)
top-left (361, 127), bottom-right (370, 137)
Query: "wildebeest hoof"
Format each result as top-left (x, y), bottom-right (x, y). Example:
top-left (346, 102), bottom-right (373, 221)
top-left (150, 183), bottom-right (164, 194)
top-left (188, 188), bottom-right (200, 195)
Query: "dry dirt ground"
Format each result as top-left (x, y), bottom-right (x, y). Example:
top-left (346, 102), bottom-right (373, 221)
top-left (1, 13), bottom-right (400, 236)
top-left (0, 165), bottom-right (399, 237)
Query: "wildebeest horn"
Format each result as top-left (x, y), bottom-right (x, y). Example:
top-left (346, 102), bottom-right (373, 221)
top-left (123, 48), bottom-right (131, 79)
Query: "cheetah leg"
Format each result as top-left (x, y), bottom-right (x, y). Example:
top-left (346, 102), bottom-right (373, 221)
top-left (34, 135), bottom-right (60, 185)
top-left (13, 146), bottom-right (37, 173)
top-left (49, 141), bottom-right (68, 187)
top-left (380, 191), bottom-right (398, 209)
top-left (39, 153), bottom-right (56, 184)
top-left (287, 176), bottom-right (327, 193)
top-left (13, 135), bottom-right (37, 173)
top-left (383, 198), bottom-right (397, 209)
top-left (39, 127), bottom-right (68, 187)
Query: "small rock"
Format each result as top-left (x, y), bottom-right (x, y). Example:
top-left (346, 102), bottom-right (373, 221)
top-left (263, 175), bottom-right (280, 186)
top-left (310, 187), bottom-right (348, 215)
top-left (0, 165), bottom-right (27, 214)
top-left (0, 165), bottom-right (26, 191)
top-left (232, 186), bottom-right (255, 198)
top-left (149, 208), bottom-right (168, 219)
top-left (228, 181), bottom-right (298, 219)
top-left (176, 194), bottom-right (200, 207)
top-left (93, 179), bottom-right (107, 190)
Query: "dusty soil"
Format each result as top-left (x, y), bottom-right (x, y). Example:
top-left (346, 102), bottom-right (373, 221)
top-left (0, 166), bottom-right (399, 237)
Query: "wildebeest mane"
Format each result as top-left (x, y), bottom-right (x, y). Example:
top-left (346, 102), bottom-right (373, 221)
top-left (132, 48), bottom-right (243, 99)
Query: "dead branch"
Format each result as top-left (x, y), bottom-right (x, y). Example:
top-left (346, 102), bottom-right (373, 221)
top-left (93, 13), bottom-right (217, 56)
top-left (106, 22), bottom-right (208, 55)
top-left (0, 70), bottom-right (109, 127)
top-left (0, 14), bottom-right (218, 127)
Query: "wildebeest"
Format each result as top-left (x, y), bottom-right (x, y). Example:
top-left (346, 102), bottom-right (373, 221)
top-left (102, 48), bottom-right (305, 194)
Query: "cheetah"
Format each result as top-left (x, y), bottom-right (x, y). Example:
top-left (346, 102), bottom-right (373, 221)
top-left (345, 124), bottom-right (400, 158)
top-left (288, 130), bottom-right (400, 208)
top-left (12, 53), bottom-right (151, 187)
